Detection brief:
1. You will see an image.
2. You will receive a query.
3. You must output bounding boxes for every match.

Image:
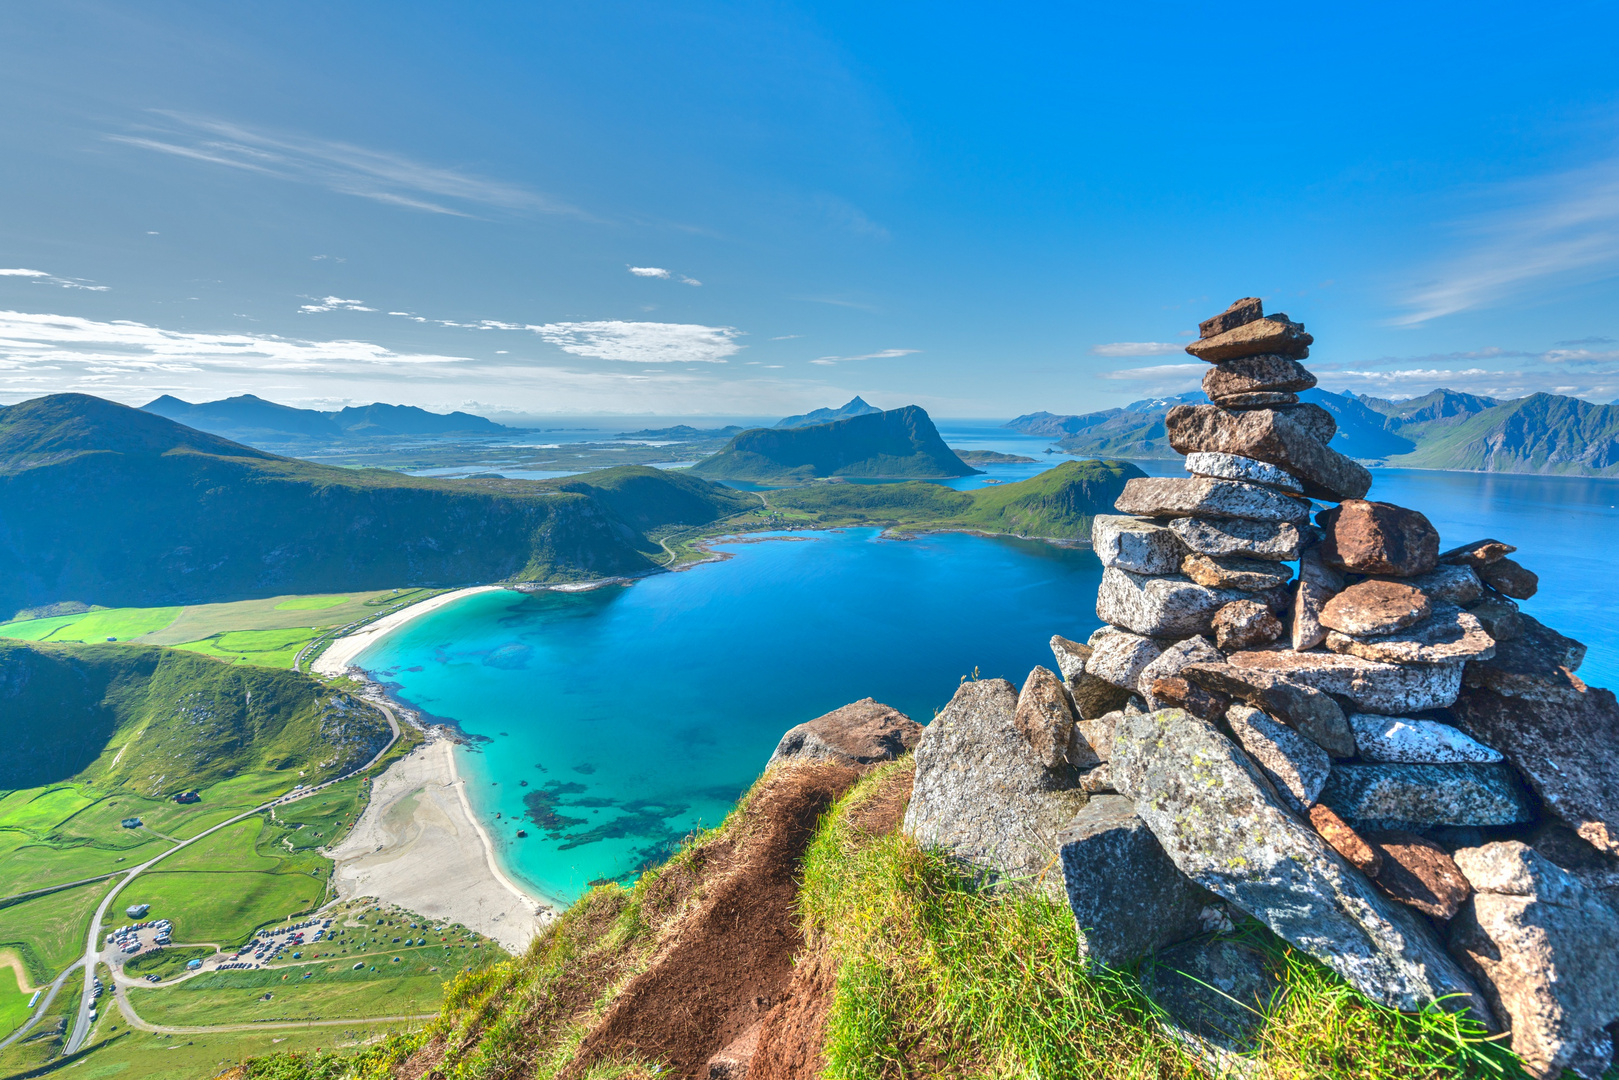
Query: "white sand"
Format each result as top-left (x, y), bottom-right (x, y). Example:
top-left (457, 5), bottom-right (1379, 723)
top-left (325, 735), bottom-right (554, 954)
top-left (314, 586), bottom-right (504, 677)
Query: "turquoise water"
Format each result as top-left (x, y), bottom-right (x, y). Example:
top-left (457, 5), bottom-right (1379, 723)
top-left (354, 530), bottom-right (1105, 905)
top-left (354, 464), bottom-right (1619, 907)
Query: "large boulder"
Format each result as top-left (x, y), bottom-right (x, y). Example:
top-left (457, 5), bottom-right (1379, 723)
top-left (1097, 567), bottom-right (1284, 639)
top-left (1461, 614), bottom-right (1586, 700)
top-left (1316, 500), bottom-right (1440, 577)
top-left (1113, 476), bottom-right (1311, 524)
top-left (768, 698), bottom-right (923, 768)
top-left (1109, 708), bottom-right (1491, 1018)
top-left (1449, 842), bottom-right (1619, 1079)
top-left (1184, 313), bottom-right (1313, 362)
top-left (1182, 451), bottom-right (1304, 494)
top-left (1480, 557), bottom-right (1538, 600)
top-left (1056, 794), bottom-right (1212, 968)
top-left (1368, 831), bottom-right (1471, 920)
top-left (904, 680), bottom-right (1087, 895)
top-left (1164, 403), bottom-right (1372, 502)
top-left (1086, 631), bottom-right (1163, 692)
top-left (1347, 714), bottom-right (1502, 764)
top-left (1169, 515), bottom-right (1307, 562)
top-left (1091, 514), bottom-right (1187, 575)
top-left (1317, 763), bottom-right (1536, 830)
top-left (1227, 647), bottom-right (1465, 715)
top-left (1225, 704), bottom-right (1331, 813)
top-left (1202, 352), bottom-right (1317, 398)
top-left (1319, 580), bottom-right (1431, 636)
top-left (1325, 605), bottom-right (1496, 665)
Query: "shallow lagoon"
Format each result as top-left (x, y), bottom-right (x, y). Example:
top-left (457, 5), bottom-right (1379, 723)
top-left (355, 462), bottom-right (1619, 906)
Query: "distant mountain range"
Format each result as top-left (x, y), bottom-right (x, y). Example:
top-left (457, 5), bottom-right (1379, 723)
top-left (143, 393), bottom-right (516, 442)
top-left (774, 396), bottom-right (883, 429)
top-left (1008, 387), bottom-right (1619, 476)
top-left (0, 394), bottom-right (756, 616)
top-left (690, 405), bottom-right (976, 481)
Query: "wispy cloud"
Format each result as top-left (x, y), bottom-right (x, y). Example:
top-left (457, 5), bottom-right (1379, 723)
top-left (1395, 156), bottom-right (1619, 325)
top-left (299, 296), bottom-right (375, 313)
top-left (526, 321), bottom-right (743, 363)
top-left (0, 268), bottom-right (109, 291)
top-left (1090, 342), bottom-right (1183, 357)
top-left (108, 111), bottom-right (587, 219)
top-left (1099, 363), bottom-right (1205, 380)
top-left (808, 348), bottom-right (919, 366)
top-left (628, 266), bottom-right (670, 278)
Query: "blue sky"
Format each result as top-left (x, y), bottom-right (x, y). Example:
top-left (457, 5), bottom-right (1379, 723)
top-left (3, 0), bottom-right (1618, 418)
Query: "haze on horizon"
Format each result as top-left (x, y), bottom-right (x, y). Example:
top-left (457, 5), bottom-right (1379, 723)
top-left (2, 1), bottom-right (1618, 419)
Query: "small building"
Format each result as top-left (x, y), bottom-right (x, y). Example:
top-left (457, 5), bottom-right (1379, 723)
top-left (126, 903), bottom-right (150, 918)
top-left (173, 791), bottom-right (200, 804)
top-left (120, 818), bottom-right (143, 829)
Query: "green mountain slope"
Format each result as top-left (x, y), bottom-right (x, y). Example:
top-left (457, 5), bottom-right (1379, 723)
top-left (690, 405), bottom-right (976, 481)
top-left (774, 395), bottom-right (883, 429)
top-left (1385, 393), bottom-right (1619, 474)
top-left (767, 459), bottom-right (1145, 539)
top-left (143, 393), bottom-right (513, 441)
top-left (2, 639), bottom-right (390, 793)
top-left (0, 395), bottom-right (757, 615)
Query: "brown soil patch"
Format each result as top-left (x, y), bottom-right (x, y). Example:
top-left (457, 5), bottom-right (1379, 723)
top-left (562, 762), bottom-right (862, 1079)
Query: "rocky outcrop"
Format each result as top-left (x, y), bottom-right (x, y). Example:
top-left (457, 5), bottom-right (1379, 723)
top-left (768, 698), bottom-right (923, 769)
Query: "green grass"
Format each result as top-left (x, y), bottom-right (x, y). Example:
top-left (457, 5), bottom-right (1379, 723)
top-left (272, 780), bottom-right (370, 852)
top-left (123, 945), bottom-right (216, 981)
top-left (64, 1019), bottom-right (424, 1080)
top-left (0, 972), bottom-right (79, 1075)
top-left (0, 612), bottom-right (85, 641)
top-left (131, 968), bottom-right (450, 1026)
top-left (0, 878), bottom-right (117, 984)
top-left (0, 963), bottom-right (33, 1039)
top-left (173, 627), bottom-right (327, 668)
top-left (275, 596), bottom-right (353, 611)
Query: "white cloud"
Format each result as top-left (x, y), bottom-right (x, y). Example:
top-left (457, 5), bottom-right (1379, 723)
top-left (1395, 156), bottom-right (1619, 325)
top-left (109, 111), bottom-right (586, 219)
top-left (808, 348), bottom-right (919, 366)
top-left (525, 321), bottom-right (743, 363)
top-left (680, 276), bottom-right (702, 287)
top-left (628, 266), bottom-right (671, 278)
top-left (299, 296), bottom-right (375, 313)
top-left (0, 268), bottom-right (109, 291)
top-left (1090, 342), bottom-right (1183, 357)
top-left (1099, 363), bottom-right (1205, 380)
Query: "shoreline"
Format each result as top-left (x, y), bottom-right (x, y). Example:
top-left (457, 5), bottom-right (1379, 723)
top-left (314, 585), bottom-right (506, 677)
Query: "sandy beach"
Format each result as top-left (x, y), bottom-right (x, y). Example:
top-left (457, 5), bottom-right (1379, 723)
top-left (325, 734), bottom-right (555, 954)
top-left (314, 585), bottom-right (505, 677)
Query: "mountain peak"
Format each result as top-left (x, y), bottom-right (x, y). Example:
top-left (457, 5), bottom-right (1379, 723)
top-left (694, 405), bottom-right (976, 480)
top-left (774, 396), bottom-right (884, 430)
top-left (1, 393), bottom-right (278, 464)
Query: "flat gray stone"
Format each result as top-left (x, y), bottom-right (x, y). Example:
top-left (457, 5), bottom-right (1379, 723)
top-left (1318, 763), bottom-right (1536, 829)
top-left (1086, 631), bottom-right (1163, 691)
top-left (1097, 567), bottom-right (1282, 639)
top-left (1227, 647), bottom-right (1465, 715)
top-left (1169, 515), bottom-right (1307, 562)
top-left (1179, 662), bottom-right (1357, 758)
top-left (1057, 794), bottom-right (1211, 968)
top-left (1114, 476), bottom-right (1311, 524)
top-left (1091, 514), bottom-right (1188, 575)
top-left (1184, 451), bottom-right (1305, 494)
top-left (1377, 564), bottom-right (1483, 606)
top-left (1110, 708), bottom-right (1491, 1018)
top-left (1181, 553), bottom-right (1294, 591)
top-left (1137, 636), bottom-right (1222, 702)
top-left (1347, 714), bottom-right (1503, 764)
top-left (1325, 604), bottom-right (1497, 665)
top-left (905, 679), bottom-right (1088, 897)
top-left (1450, 842), bottom-right (1619, 1079)
top-left (1227, 703), bottom-right (1331, 813)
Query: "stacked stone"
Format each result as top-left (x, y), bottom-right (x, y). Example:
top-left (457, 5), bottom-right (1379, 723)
top-left (907, 296), bottom-right (1619, 1079)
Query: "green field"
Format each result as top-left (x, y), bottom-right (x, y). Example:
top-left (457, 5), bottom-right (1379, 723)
top-left (0, 976), bottom-right (79, 1075)
top-left (274, 596), bottom-right (353, 611)
top-left (0, 962), bottom-right (33, 1040)
top-left (0, 606), bottom-right (184, 644)
top-left (174, 627), bottom-right (329, 668)
top-left (0, 879), bottom-right (116, 984)
top-left (123, 945), bottom-right (216, 981)
top-left (129, 971), bottom-right (447, 1026)
top-left (271, 779), bottom-right (370, 852)
top-left (63, 1020), bottom-right (423, 1080)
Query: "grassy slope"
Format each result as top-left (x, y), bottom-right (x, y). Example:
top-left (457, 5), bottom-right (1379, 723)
top-left (242, 759), bottom-right (1522, 1080)
top-left (0, 879), bottom-right (117, 985)
top-left (690, 405), bottom-right (975, 481)
top-left (0, 395), bottom-right (759, 615)
top-left (765, 458), bottom-right (1146, 540)
top-left (1385, 393), bottom-right (1619, 474)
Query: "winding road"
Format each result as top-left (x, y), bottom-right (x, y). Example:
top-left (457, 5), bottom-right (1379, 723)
top-left (32, 698), bottom-right (404, 1057)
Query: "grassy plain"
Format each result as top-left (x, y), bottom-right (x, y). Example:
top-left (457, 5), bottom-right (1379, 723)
top-left (0, 879), bottom-right (117, 984)
top-left (0, 963), bottom-right (33, 1040)
top-left (0, 977), bottom-right (79, 1075)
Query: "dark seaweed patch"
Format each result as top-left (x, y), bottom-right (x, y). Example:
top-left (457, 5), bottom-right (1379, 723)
top-left (571, 763), bottom-right (597, 775)
top-left (522, 788), bottom-right (588, 833)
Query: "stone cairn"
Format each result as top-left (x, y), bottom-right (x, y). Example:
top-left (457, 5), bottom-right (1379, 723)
top-left (903, 298), bottom-right (1619, 1078)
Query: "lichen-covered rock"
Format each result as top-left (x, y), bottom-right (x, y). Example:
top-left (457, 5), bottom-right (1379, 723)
top-left (768, 697), bottom-right (923, 768)
top-left (1057, 794), bottom-right (1211, 968)
top-left (1169, 515), bottom-right (1307, 562)
top-left (905, 680), bottom-right (1087, 896)
top-left (1226, 704), bottom-right (1331, 813)
top-left (1086, 630), bottom-right (1163, 692)
top-left (1211, 599), bottom-right (1283, 651)
top-left (1184, 313), bottom-right (1314, 362)
top-left (1480, 557), bottom-right (1539, 600)
top-left (1309, 804), bottom-right (1383, 877)
top-left (1347, 714), bottom-right (1502, 764)
top-left (1114, 476), bottom-right (1311, 524)
top-left (1317, 500), bottom-right (1441, 577)
top-left (1292, 544), bottom-right (1343, 651)
top-left (1097, 567), bottom-right (1281, 639)
top-left (1049, 634), bottom-right (1090, 682)
top-left (1136, 636), bottom-right (1221, 699)
top-left (1091, 514), bottom-right (1187, 575)
top-left (1368, 831), bottom-right (1471, 920)
top-left (1181, 553), bottom-right (1293, 591)
top-left (1320, 579), bottom-right (1431, 636)
top-left (1164, 403), bottom-right (1372, 502)
top-left (1109, 708), bottom-right (1490, 1017)
top-left (1180, 661), bottom-right (1357, 758)
top-left (1449, 842), bottom-right (1619, 1079)
top-left (1147, 675), bottom-right (1230, 722)
top-left (1317, 762), bottom-right (1536, 830)
top-left (1326, 604), bottom-right (1496, 665)
top-left (1462, 614), bottom-right (1586, 700)
top-left (1202, 352), bottom-right (1317, 398)
top-left (1015, 666), bottom-right (1077, 770)
top-left (1227, 647), bottom-right (1466, 715)
top-left (1183, 451), bottom-right (1305, 494)
top-left (1070, 713), bottom-right (1118, 767)
top-left (1379, 563), bottom-right (1483, 606)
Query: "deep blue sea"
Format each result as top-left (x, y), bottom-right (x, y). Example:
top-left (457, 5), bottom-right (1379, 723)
top-left (353, 437), bottom-right (1619, 906)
